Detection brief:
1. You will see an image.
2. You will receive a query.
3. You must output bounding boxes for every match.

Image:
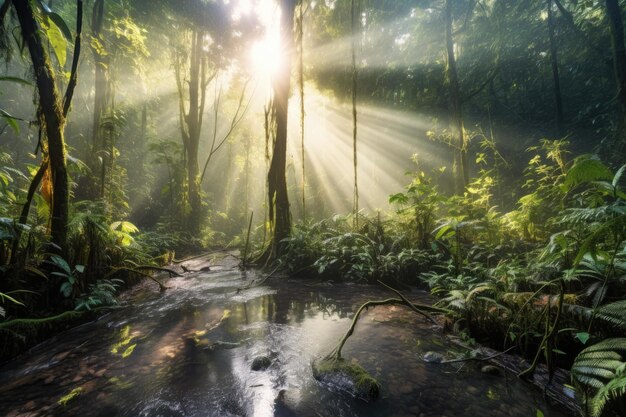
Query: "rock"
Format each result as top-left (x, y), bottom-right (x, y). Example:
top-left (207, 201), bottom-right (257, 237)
top-left (251, 356), bottom-right (272, 371)
top-left (466, 385), bottom-right (480, 395)
top-left (480, 365), bottom-right (501, 376)
top-left (423, 351), bottom-right (444, 363)
top-left (274, 390), bottom-right (298, 417)
top-left (312, 358), bottom-right (380, 402)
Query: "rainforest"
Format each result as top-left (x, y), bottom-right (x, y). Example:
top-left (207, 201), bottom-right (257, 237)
top-left (1, 0), bottom-right (626, 416)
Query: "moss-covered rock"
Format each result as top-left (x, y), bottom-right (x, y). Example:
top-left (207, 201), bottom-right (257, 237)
top-left (312, 358), bottom-right (380, 402)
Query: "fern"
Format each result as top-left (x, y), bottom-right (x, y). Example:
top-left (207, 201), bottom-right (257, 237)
top-left (595, 301), bottom-right (626, 329)
top-left (591, 374), bottom-right (626, 417)
top-left (572, 338), bottom-right (626, 417)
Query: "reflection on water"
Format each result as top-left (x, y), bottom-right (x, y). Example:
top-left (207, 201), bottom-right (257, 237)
top-left (0, 270), bottom-right (567, 417)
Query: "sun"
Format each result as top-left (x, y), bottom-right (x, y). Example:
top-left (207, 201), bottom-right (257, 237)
top-left (249, 34), bottom-right (283, 80)
top-left (246, 0), bottom-right (284, 83)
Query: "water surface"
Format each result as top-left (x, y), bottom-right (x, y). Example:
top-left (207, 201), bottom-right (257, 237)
top-left (0, 267), bottom-right (568, 417)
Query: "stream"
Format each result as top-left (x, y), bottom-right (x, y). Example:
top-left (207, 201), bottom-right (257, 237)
top-left (0, 258), bottom-right (569, 417)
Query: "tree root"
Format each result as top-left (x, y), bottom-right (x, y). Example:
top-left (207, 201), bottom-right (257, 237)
top-left (325, 284), bottom-right (450, 361)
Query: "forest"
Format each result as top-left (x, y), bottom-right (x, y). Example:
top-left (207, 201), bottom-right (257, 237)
top-left (1, 0), bottom-right (626, 416)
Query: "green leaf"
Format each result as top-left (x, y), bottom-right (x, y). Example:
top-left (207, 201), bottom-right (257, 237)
top-left (0, 291), bottom-right (25, 307)
top-left (536, 410), bottom-right (545, 417)
top-left (0, 76), bottom-right (33, 87)
top-left (565, 156), bottom-right (613, 190)
top-left (576, 332), bottom-right (591, 345)
top-left (48, 13), bottom-right (73, 41)
top-left (75, 265), bottom-right (85, 274)
top-left (49, 255), bottom-right (72, 274)
top-left (613, 164), bottom-right (626, 189)
top-left (0, 109), bottom-right (20, 134)
top-left (42, 17), bottom-right (67, 67)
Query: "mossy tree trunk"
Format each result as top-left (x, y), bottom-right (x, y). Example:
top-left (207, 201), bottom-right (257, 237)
top-left (13, 0), bottom-right (69, 256)
top-left (266, 0), bottom-right (295, 258)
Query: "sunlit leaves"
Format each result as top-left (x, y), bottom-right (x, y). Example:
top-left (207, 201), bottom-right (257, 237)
top-left (564, 155), bottom-right (613, 190)
top-left (41, 15), bottom-right (68, 67)
top-left (110, 221), bottom-right (139, 246)
top-left (58, 387), bottom-right (83, 406)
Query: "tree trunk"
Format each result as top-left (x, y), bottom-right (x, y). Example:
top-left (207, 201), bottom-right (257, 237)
top-left (445, 0), bottom-right (467, 194)
top-left (13, 0), bottom-right (69, 255)
top-left (351, 0), bottom-right (359, 228)
top-left (606, 0), bottom-right (626, 162)
top-left (185, 30), bottom-right (206, 234)
top-left (90, 0), bottom-right (110, 199)
top-left (267, 0), bottom-right (295, 258)
top-left (548, 0), bottom-right (565, 137)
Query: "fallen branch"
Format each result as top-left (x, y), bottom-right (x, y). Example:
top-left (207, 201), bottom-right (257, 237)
top-left (377, 280), bottom-right (450, 323)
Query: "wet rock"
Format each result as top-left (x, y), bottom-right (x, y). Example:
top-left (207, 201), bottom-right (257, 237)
top-left (251, 355), bottom-right (272, 371)
top-left (466, 385), bottom-right (480, 395)
top-left (481, 365), bottom-right (501, 376)
top-left (423, 351), bottom-right (444, 363)
top-left (312, 358), bottom-right (380, 402)
top-left (274, 390), bottom-right (298, 417)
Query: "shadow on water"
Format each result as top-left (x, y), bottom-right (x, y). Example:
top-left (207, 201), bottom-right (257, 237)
top-left (0, 269), bottom-right (568, 417)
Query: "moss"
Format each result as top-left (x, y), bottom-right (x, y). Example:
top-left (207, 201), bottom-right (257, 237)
top-left (312, 358), bottom-right (380, 402)
top-left (0, 310), bottom-right (92, 361)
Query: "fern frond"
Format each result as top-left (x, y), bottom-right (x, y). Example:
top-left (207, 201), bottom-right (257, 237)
top-left (596, 301), bottom-right (626, 329)
top-left (573, 338), bottom-right (626, 417)
top-left (590, 374), bottom-right (626, 417)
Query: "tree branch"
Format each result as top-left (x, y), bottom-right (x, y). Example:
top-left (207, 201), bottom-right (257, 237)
top-left (62, 0), bottom-right (82, 118)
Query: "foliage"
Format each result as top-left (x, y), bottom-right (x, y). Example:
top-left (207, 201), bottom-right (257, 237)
top-left (75, 278), bottom-right (124, 311)
top-left (572, 338), bottom-right (626, 417)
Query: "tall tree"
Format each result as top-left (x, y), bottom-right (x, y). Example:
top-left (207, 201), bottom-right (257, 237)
top-left (266, 0), bottom-right (296, 258)
top-left (547, 0), bottom-right (565, 137)
top-left (351, 0), bottom-right (359, 227)
top-left (445, 0), bottom-right (467, 194)
top-left (174, 29), bottom-right (213, 235)
top-left (12, 0), bottom-right (70, 255)
top-left (90, 0), bottom-right (111, 198)
top-left (605, 0), bottom-right (626, 162)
